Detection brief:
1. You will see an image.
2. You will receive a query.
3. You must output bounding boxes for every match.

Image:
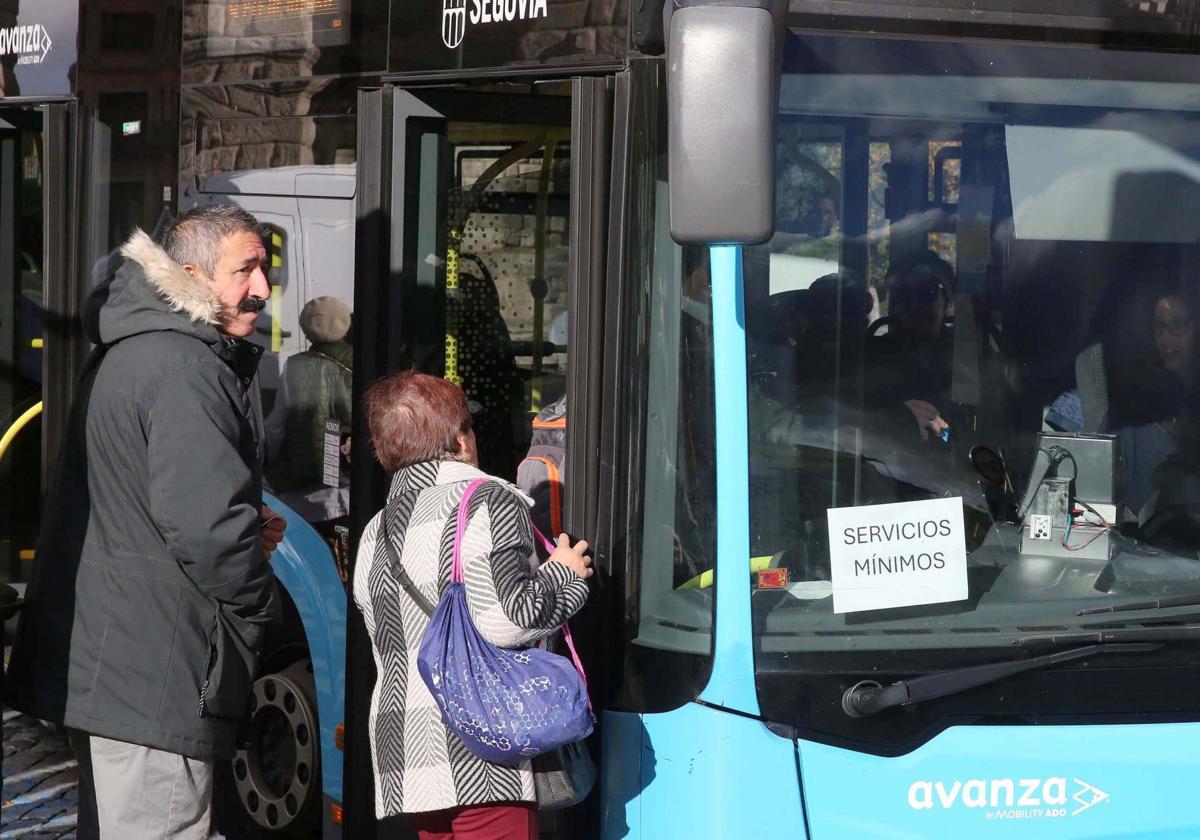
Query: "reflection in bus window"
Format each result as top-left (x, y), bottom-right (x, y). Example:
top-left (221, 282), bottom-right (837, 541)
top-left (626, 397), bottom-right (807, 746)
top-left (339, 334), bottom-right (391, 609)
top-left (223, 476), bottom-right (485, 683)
top-left (611, 84), bottom-right (717, 711)
top-left (770, 131), bottom-right (842, 294)
top-left (0, 123), bottom-right (44, 584)
top-left (185, 137), bottom-right (358, 582)
top-left (265, 297), bottom-right (353, 509)
top-left (615, 239), bottom-right (717, 712)
top-left (263, 295), bottom-right (353, 578)
top-left (196, 116), bottom-right (357, 193)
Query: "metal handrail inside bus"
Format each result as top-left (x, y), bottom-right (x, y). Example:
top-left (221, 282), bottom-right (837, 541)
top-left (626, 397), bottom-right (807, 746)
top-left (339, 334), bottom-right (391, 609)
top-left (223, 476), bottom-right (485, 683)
top-left (0, 400), bottom-right (43, 463)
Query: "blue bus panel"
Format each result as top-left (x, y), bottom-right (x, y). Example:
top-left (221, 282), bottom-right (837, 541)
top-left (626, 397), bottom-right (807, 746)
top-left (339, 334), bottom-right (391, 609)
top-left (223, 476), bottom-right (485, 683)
top-left (265, 492), bottom-right (347, 807)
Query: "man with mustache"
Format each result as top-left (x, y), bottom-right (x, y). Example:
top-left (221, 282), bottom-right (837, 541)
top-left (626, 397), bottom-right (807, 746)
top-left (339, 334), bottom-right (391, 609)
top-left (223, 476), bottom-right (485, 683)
top-left (7, 204), bottom-right (286, 839)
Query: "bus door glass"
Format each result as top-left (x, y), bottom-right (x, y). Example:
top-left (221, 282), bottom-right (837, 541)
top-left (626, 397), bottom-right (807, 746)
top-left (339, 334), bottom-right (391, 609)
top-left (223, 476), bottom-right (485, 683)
top-left (0, 107), bottom-right (45, 587)
top-left (445, 115), bottom-right (572, 478)
top-left (362, 85), bottom-right (574, 481)
top-left (359, 77), bottom-right (721, 709)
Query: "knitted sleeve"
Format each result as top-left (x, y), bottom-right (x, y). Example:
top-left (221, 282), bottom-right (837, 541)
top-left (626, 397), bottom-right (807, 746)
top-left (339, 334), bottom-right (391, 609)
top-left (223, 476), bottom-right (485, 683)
top-left (459, 484), bottom-right (588, 648)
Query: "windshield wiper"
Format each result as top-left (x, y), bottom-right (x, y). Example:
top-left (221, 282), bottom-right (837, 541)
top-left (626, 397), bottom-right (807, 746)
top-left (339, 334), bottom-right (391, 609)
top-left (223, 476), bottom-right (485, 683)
top-left (1015, 625), bottom-right (1200, 646)
top-left (1078, 593), bottom-right (1200, 616)
top-left (841, 643), bottom-right (1158, 718)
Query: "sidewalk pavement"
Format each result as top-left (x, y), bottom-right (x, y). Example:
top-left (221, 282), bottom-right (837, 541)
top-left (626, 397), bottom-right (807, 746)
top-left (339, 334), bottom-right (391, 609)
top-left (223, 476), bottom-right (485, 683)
top-left (2, 708), bottom-right (78, 839)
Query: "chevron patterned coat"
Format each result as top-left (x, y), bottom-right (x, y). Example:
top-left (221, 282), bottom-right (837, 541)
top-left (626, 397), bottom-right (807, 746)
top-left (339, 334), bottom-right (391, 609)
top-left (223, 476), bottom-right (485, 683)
top-left (353, 459), bottom-right (589, 817)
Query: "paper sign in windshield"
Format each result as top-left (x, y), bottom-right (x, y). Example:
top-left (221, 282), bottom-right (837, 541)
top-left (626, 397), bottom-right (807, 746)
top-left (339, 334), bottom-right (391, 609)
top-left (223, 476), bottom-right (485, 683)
top-left (827, 497), bottom-right (967, 614)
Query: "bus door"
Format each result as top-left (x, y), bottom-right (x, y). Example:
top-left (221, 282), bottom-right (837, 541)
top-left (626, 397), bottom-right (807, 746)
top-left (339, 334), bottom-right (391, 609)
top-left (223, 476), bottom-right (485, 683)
top-left (347, 79), bottom-right (612, 836)
top-left (0, 103), bottom-right (74, 600)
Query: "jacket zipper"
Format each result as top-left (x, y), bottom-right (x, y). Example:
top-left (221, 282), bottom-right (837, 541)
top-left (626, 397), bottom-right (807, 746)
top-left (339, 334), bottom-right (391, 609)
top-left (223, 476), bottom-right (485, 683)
top-left (198, 607), bottom-right (220, 717)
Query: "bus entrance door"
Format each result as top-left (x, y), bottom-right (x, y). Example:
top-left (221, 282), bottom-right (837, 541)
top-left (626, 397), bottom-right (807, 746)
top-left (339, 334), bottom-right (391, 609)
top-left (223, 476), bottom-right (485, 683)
top-left (0, 107), bottom-right (46, 592)
top-left (0, 100), bottom-right (77, 638)
top-left (347, 80), bottom-right (611, 837)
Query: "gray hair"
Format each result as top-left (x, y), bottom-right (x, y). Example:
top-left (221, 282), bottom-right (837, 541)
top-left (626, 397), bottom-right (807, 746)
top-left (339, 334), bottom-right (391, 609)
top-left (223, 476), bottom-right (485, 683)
top-left (160, 204), bottom-right (262, 278)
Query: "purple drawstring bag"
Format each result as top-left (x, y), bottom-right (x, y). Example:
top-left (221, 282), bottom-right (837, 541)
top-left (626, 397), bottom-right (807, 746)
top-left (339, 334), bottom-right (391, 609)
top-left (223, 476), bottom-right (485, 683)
top-left (414, 478), bottom-right (593, 766)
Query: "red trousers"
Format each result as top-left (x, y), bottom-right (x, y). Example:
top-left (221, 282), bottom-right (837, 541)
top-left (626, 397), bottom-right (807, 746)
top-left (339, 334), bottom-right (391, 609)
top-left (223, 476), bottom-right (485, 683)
top-left (408, 801), bottom-right (538, 840)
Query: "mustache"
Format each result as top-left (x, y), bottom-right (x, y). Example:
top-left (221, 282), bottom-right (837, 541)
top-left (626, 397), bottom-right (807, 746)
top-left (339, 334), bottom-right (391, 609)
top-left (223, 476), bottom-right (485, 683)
top-left (239, 296), bottom-right (267, 313)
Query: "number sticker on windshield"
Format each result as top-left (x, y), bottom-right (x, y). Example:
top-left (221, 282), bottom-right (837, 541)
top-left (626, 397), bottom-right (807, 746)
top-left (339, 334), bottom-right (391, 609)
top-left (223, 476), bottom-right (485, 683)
top-left (827, 497), bottom-right (968, 614)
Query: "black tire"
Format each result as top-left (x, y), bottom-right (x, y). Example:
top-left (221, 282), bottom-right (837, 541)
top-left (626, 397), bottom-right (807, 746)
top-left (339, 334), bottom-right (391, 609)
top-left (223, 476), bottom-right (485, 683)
top-left (213, 659), bottom-right (322, 839)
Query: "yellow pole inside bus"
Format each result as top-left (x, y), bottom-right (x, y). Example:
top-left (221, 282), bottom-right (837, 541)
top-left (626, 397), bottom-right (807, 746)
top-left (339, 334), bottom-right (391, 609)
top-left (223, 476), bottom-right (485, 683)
top-left (531, 138), bottom-right (557, 415)
top-left (0, 401), bottom-right (42, 463)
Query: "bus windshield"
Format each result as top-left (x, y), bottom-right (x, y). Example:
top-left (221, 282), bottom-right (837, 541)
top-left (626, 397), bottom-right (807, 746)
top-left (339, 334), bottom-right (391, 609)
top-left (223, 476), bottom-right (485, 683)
top-left (747, 33), bottom-right (1200, 673)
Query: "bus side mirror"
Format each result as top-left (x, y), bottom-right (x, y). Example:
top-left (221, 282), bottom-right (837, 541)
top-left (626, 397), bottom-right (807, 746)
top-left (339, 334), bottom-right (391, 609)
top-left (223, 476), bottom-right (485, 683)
top-left (668, 5), bottom-right (780, 245)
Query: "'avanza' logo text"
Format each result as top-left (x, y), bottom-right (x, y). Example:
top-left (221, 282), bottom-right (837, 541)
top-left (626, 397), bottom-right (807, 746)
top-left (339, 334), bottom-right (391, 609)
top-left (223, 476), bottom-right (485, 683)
top-left (0, 24), bottom-right (53, 65)
top-left (908, 777), bottom-right (1109, 818)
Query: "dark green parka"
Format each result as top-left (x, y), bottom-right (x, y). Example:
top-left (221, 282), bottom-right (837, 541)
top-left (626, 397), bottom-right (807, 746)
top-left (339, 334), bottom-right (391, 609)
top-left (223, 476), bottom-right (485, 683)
top-left (6, 229), bottom-right (278, 761)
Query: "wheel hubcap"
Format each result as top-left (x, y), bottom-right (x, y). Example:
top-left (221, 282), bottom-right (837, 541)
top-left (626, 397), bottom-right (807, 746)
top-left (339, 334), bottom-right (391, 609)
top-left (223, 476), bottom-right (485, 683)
top-left (232, 669), bottom-right (317, 831)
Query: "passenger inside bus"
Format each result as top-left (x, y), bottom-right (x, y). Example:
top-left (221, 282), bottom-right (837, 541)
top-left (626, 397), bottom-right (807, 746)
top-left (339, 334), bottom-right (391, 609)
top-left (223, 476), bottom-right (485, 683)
top-left (1099, 283), bottom-right (1197, 526)
top-left (1110, 279), bottom-right (1200, 519)
top-left (1045, 274), bottom-right (1200, 521)
top-left (512, 309), bottom-right (568, 533)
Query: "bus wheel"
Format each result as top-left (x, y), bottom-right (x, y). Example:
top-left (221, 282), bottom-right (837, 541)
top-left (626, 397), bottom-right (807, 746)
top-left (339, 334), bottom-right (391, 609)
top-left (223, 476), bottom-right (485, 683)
top-left (229, 659), bottom-right (321, 836)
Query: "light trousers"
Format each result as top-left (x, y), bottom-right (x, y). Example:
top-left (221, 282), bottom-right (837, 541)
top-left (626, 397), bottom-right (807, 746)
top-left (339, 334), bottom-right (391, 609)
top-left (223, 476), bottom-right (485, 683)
top-left (69, 729), bottom-right (214, 840)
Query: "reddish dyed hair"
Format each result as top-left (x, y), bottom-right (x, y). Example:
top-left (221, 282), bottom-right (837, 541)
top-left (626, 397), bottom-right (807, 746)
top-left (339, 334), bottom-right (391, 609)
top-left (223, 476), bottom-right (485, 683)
top-left (363, 371), bottom-right (472, 471)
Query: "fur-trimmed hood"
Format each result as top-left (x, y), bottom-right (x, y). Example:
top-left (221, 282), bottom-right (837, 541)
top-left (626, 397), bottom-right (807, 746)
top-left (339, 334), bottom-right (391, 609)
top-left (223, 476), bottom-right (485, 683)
top-left (85, 228), bottom-right (225, 346)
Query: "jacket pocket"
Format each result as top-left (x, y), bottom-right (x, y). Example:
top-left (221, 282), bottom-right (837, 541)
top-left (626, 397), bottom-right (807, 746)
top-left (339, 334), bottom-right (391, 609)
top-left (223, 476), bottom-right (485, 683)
top-left (198, 605), bottom-right (255, 720)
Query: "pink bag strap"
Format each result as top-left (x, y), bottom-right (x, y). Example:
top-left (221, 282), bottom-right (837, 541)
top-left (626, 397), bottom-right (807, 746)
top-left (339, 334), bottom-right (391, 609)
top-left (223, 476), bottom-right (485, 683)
top-left (451, 478), bottom-right (490, 583)
top-left (452, 478), bottom-right (590, 703)
top-left (531, 522), bottom-right (589, 705)
top-left (530, 523), bottom-right (556, 555)
top-left (559, 622), bottom-right (590, 708)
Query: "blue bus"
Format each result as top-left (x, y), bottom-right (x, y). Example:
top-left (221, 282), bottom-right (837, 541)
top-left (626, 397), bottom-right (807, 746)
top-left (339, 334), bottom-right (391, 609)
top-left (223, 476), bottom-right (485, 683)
top-left (8, 0), bottom-right (1200, 838)
top-left (344, 1), bottom-right (1200, 836)
top-left (597, 3), bottom-right (1200, 838)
